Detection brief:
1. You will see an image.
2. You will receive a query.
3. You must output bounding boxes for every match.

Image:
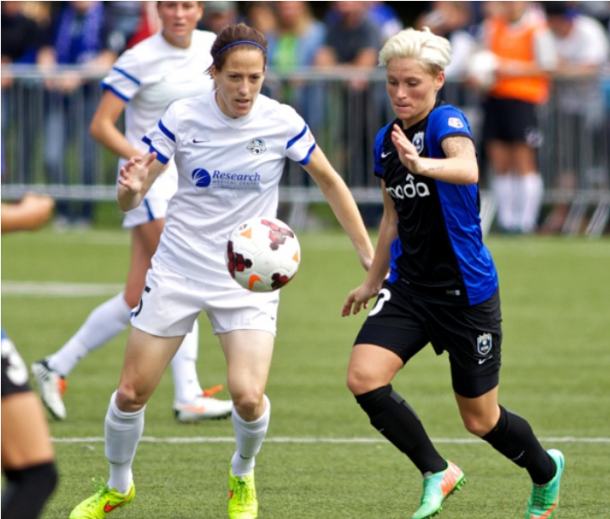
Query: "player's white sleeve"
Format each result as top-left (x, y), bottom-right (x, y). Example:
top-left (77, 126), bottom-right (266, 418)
top-left (143, 104), bottom-right (180, 165)
top-left (101, 50), bottom-right (142, 102)
top-left (283, 106), bottom-right (317, 165)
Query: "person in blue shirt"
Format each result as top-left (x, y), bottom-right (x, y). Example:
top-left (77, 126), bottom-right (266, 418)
top-left (342, 27), bottom-right (564, 519)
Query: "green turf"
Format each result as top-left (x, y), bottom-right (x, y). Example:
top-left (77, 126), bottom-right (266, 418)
top-left (2, 230), bottom-right (609, 518)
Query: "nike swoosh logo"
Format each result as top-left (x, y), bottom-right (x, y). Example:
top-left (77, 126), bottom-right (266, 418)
top-left (193, 139), bottom-right (208, 144)
top-left (178, 404), bottom-right (206, 413)
top-left (478, 357), bottom-right (492, 365)
top-left (103, 486), bottom-right (134, 513)
top-left (381, 151), bottom-right (393, 159)
top-left (530, 499), bottom-right (558, 519)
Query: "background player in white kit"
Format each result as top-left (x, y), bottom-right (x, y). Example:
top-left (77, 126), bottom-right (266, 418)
top-left (31, 1), bottom-right (232, 424)
top-left (69, 23), bottom-right (374, 519)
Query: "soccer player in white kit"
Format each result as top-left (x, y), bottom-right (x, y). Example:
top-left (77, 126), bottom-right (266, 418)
top-left (31, 2), bottom-right (233, 424)
top-left (69, 23), bottom-right (375, 519)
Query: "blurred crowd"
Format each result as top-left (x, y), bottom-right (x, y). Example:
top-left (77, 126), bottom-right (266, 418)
top-left (2, 1), bottom-right (610, 234)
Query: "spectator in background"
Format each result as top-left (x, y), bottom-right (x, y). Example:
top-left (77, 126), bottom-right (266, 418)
top-left (314, 1), bottom-right (382, 188)
top-left (198, 0), bottom-right (238, 35)
top-left (539, 1), bottom-right (610, 233)
top-left (367, 1), bottom-right (403, 43)
top-left (103, 1), bottom-right (144, 55)
top-left (36, 1), bottom-right (116, 230)
top-left (478, 1), bottom-right (557, 234)
top-left (244, 1), bottom-right (277, 35)
top-left (1, 2), bottom-right (47, 183)
top-left (267, 1), bottom-right (325, 71)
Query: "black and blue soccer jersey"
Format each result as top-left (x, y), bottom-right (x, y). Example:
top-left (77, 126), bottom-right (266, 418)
top-left (373, 101), bottom-right (498, 306)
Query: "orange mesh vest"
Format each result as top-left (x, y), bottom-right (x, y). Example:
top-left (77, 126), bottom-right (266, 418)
top-left (487, 16), bottom-right (550, 104)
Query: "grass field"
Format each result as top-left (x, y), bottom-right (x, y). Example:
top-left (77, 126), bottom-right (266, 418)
top-left (2, 229), bottom-right (609, 519)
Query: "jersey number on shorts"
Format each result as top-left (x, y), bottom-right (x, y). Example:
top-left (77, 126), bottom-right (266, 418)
top-left (369, 288), bottom-right (392, 317)
top-left (1, 337), bottom-right (29, 386)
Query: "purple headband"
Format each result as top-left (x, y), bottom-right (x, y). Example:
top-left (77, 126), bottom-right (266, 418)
top-left (216, 40), bottom-right (267, 58)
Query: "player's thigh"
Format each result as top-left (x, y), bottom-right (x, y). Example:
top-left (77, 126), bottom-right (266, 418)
top-left (219, 329), bottom-right (274, 401)
top-left (117, 327), bottom-right (184, 409)
top-left (1, 392), bottom-right (54, 469)
top-left (350, 282), bottom-right (430, 393)
top-left (124, 220), bottom-right (165, 308)
top-left (347, 344), bottom-right (404, 394)
top-left (454, 386), bottom-right (501, 436)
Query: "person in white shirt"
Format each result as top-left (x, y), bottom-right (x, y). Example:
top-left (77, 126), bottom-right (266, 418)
top-left (69, 22), bottom-right (375, 519)
top-left (31, 1), bottom-right (233, 424)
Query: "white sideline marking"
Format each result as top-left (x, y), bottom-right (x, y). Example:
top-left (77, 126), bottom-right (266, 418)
top-left (1, 281), bottom-right (123, 297)
top-left (51, 436), bottom-right (610, 444)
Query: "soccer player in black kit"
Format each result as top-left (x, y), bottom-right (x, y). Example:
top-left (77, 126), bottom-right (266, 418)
top-left (342, 28), bottom-right (564, 519)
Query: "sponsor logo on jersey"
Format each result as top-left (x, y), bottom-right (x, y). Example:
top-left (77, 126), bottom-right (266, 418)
top-left (385, 173), bottom-right (431, 200)
top-left (448, 117), bottom-right (464, 129)
top-left (477, 333), bottom-right (492, 356)
top-left (247, 138), bottom-right (267, 155)
top-left (412, 131), bottom-right (425, 154)
top-left (191, 168), bottom-right (261, 189)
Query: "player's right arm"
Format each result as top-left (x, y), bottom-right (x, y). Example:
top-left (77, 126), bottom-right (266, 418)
top-left (342, 185), bottom-right (397, 317)
top-left (90, 91), bottom-right (142, 160)
top-left (117, 153), bottom-right (165, 211)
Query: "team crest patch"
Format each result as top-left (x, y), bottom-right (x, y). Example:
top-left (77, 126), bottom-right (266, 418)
top-left (477, 333), bottom-right (492, 356)
top-left (412, 131), bottom-right (425, 154)
top-left (247, 138), bottom-right (266, 155)
top-left (448, 117), bottom-right (464, 129)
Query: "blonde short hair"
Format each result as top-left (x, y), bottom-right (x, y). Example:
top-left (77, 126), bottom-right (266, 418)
top-left (378, 27), bottom-right (452, 72)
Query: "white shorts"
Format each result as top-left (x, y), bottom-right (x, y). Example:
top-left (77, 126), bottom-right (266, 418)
top-left (122, 197), bottom-right (169, 229)
top-left (131, 262), bottom-right (279, 337)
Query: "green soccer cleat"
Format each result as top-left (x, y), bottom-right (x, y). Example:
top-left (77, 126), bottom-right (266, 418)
top-left (69, 478), bottom-right (135, 519)
top-left (412, 461), bottom-right (466, 519)
top-left (228, 469), bottom-right (258, 519)
top-left (525, 449), bottom-right (565, 519)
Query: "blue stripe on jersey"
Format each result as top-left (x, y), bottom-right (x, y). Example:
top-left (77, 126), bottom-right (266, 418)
top-left (143, 199), bottom-right (155, 221)
top-left (426, 105), bottom-right (497, 305)
top-left (142, 136), bottom-right (152, 146)
top-left (158, 120), bottom-right (176, 142)
top-left (112, 66), bottom-right (141, 85)
top-left (387, 238), bottom-right (402, 284)
top-left (373, 122), bottom-right (393, 177)
top-left (101, 83), bottom-right (130, 102)
top-left (298, 143), bottom-right (317, 165)
top-left (149, 146), bottom-right (169, 164)
top-left (287, 125), bottom-right (307, 149)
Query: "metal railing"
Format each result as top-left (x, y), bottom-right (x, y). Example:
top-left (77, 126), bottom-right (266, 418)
top-left (1, 65), bottom-right (609, 234)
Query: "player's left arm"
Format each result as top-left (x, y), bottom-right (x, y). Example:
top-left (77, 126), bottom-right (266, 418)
top-left (302, 146), bottom-right (374, 271)
top-left (391, 124), bottom-right (478, 185)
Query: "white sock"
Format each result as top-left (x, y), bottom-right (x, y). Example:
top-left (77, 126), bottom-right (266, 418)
top-left (48, 293), bottom-right (131, 377)
top-left (492, 174), bottom-right (516, 231)
top-left (517, 173), bottom-right (543, 233)
top-left (105, 391), bottom-right (145, 494)
top-left (171, 320), bottom-right (203, 404)
top-left (231, 395), bottom-right (270, 477)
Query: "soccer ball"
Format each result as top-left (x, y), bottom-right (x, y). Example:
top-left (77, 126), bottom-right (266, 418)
top-left (225, 217), bottom-right (301, 292)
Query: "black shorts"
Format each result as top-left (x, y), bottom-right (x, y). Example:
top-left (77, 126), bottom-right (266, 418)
top-left (354, 282), bottom-right (502, 398)
top-left (1, 332), bottom-right (32, 397)
top-left (483, 96), bottom-right (543, 147)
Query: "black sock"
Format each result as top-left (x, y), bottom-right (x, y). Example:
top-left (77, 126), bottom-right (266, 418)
top-left (2, 461), bottom-right (58, 519)
top-left (355, 385), bottom-right (447, 475)
top-left (482, 406), bottom-right (555, 485)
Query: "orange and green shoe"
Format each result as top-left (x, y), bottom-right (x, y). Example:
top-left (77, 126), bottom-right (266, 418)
top-left (411, 461), bottom-right (466, 519)
top-left (525, 449), bottom-right (565, 519)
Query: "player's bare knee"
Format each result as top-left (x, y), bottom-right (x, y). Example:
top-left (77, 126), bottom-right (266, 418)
top-left (116, 384), bottom-right (147, 411)
top-left (232, 390), bottom-right (264, 418)
top-left (462, 415), bottom-right (495, 437)
top-left (346, 368), bottom-right (378, 395)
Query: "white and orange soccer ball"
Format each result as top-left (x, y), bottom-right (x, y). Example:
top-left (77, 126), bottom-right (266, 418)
top-left (225, 217), bottom-right (301, 292)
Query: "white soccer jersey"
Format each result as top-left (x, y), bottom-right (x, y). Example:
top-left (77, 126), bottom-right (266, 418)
top-left (101, 30), bottom-right (216, 200)
top-left (144, 91), bottom-right (316, 285)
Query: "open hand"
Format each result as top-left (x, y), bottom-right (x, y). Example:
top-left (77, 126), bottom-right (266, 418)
top-left (341, 283), bottom-right (379, 317)
top-left (118, 153), bottom-right (157, 194)
top-left (391, 124), bottom-right (425, 174)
